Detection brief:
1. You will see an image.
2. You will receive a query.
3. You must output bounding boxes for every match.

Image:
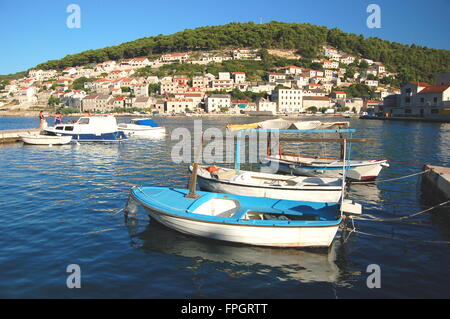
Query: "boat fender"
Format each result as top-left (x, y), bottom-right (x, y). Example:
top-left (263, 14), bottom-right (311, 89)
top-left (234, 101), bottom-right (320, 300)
top-left (341, 200), bottom-right (362, 215)
top-left (207, 166), bottom-right (219, 173)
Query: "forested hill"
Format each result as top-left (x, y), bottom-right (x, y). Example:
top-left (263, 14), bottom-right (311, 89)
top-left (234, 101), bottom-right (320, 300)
top-left (35, 21), bottom-right (450, 83)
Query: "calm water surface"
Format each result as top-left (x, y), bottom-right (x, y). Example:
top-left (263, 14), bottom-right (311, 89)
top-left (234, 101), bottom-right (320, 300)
top-left (0, 116), bottom-right (449, 298)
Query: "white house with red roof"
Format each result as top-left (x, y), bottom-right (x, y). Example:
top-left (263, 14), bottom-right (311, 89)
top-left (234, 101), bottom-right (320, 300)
top-left (385, 80), bottom-right (450, 117)
top-left (160, 53), bottom-right (189, 63)
top-left (63, 67), bottom-right (78, 76)
top-left (322, 60), bottom-right (339, 69)
top-left (284, 66), bottom-right (303, 75)
top-left (331, 91), bottom-right (347, 100)
top-left (232, 72), bottom-right (246, 84)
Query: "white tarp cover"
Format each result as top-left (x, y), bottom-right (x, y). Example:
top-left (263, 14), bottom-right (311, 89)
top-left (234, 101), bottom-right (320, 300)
top-left (227, 119), bottom-right (349, 132)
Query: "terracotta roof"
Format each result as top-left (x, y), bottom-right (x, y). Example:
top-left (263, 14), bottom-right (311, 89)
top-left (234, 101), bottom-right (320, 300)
top-left (418, 85), bottom-right (450, 94)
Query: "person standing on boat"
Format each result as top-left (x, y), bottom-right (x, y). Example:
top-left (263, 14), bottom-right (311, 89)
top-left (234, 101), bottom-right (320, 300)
top-left (39, 111), bottom-right (47, 129)
top-left (54, 112), bottom-right (62, 125)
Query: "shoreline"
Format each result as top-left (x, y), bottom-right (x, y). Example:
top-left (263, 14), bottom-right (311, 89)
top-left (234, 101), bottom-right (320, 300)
top-left (0, 110), bottom-right (357, 118)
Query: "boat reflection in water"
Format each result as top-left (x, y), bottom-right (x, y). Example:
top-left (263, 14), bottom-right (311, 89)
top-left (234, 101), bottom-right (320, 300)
top-left (124, 207), bottom-right (342, 284)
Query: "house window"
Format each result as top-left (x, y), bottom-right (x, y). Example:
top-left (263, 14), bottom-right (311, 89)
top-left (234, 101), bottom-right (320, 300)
top-left (405, 97), bottom-right (411, 103)
top-left (420, 98), bottom-right (424, 103)
top-left (433, 97), bottom-right (438, 103)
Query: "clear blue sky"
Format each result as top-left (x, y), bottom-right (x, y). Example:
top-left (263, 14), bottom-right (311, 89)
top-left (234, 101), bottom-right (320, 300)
top-left (0, 0), bottom-right (449, 75)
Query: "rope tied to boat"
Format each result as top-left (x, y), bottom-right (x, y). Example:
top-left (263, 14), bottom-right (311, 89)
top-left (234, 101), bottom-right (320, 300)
top-left (343, 198), bottom-right (450, 244)
top-left (350, 168), bottom-right (431, 185)
top-left (352, 199), bottom-right (450, 222)
top-left (343, 227), bottom-right (450, 245)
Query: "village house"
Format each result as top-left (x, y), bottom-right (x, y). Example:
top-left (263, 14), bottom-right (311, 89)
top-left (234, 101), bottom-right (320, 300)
top-left (205, 94), bottom-right (231, 113)
top-left (112, 96), bottom-right (126, 109)
top-left (160, 53), bottom-right (189, 63)
top-left (211, 79), bottom-right (234, 90)
top-left (323, 47), bottom-right (342, 60)
top-left (176, 93), bottom-right (203, 107)
top-left (272, 88), bottom-right (303, 114)
top-left (192, 76), bottom-right (210, 88)
top-left (363, 100), bottom-right (383, 113)
top-left (337, 98), bottom-right (364, 113)
top-left (28, 69), bottom-right (58, 81)
top-left (146, 76), bottom-right (159, 84)
top-left (133, 96), bottom-right (153, 109)
top-left (15, 87), bottom-right (37, 105)
top-left (128, 58), bottom-right (151, 69)
top-left (131, 83), bottom-right (149, 97)
top-left (386, 81), bottom-right (450, 117)
top-left (233, 49), bottom-right (260, 60)
top-left (284, 66), bottom-right (303, 75)
top-left (330, 91), bottom-right (347, 100)
top-left (322, 60), bottom-right (339, 69)
top-left (268, 72), bottom-right (286, 83)
top-left (165, 98), bottom-right (196, 114)
top-left (107, 69), bottom-right (135, 80)
top-left (364, 79), bottom-right (379, 87)
top-left (63, 67), bottom-right (78, 76)
top-left (232, 72), bottom-right (246, 84)
top-left (81, 94), bottom-right (114, 113)
top-left (256, 97), bottom-right (277, 114)
top-left (61, 90), bottom-right (86, 109)
top-left (340, 55), bottom-right (356, 65)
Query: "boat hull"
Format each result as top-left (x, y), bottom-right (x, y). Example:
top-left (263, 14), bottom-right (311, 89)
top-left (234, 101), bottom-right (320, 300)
top-left (266, 156), bottom-right (388, 181)
top-left (130, 187), bottom-right (343, 248)
top-left (143, 205), bottom-right (340, 248)
top-left (118, 124), bottom-right (166, 137)
top-left (44, 130), bottom-right (126, 142)
top-left (20, 134), bottom-right (73, 145)
top-left (197, 173), bottom-right (342, 202)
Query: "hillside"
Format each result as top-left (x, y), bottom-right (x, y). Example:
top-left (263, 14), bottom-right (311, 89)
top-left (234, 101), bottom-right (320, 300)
top-left (24, 21), bottom-right (450, 84)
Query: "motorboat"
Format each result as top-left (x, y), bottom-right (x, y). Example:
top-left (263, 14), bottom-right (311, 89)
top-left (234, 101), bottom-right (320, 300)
top-left (44, 116), bottom-right (126, 142)
top-left (19, 133), bottom-right (72, 145)
top-left (118, 118), bottom-right (166, 137)
top-left (127, 186), bottom-right (360, 248)
top-left (192, 164), bottom-right (344, 203)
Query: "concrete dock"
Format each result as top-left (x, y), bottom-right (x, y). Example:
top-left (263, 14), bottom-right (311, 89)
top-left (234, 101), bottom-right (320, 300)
top-left (422, 165), bottom-right (450, 201)
top-left (0, 128), bottom-right (41, 144)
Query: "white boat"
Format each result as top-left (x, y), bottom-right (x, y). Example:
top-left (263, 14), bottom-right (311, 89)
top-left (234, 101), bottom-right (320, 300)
top-left (265, 154), bottom-right (389, 181)
top-left (192, 165), bottom-right (344, 202)
top-left (226, 118), bottom-right (389, 181)
top-left (118, 118), bottom-right (166, 137)
top-left (44, 116), bottom-right (126, 142)
top-left (20, 133), bottom-right (72, 145)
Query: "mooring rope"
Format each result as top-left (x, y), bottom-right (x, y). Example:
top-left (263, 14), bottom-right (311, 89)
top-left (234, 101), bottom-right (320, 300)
top-left (350, 169), bottom-right (430, 185)
top-left (344, 226), bottom-right (450, 245)
top-left (343, 198), bottom-right (450, 244)
top-left (352, 199), bottom-right (450, 222)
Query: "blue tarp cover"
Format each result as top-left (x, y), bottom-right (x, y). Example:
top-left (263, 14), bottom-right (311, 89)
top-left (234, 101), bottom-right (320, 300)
top-left (133, 119), bottom-right (159, 127)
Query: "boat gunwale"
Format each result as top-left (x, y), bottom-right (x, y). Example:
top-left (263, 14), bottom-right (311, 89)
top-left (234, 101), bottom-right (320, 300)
top-left (196, 171), bottom-right (343, 191)
top-left (130, 188), bottom-right (343, 228)
top-left (266, 155), bottom-right (388, 169)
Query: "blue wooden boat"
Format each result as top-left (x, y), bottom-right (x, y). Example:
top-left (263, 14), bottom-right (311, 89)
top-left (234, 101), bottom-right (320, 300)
top-left (128, 186), bottom-right (345, 248)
